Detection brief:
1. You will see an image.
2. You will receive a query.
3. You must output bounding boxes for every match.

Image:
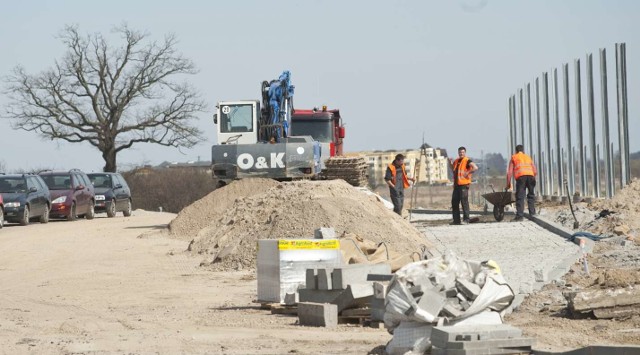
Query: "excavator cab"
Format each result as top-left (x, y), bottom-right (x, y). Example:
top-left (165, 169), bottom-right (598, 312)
top-left (214, 100), bottom-right (260, 145)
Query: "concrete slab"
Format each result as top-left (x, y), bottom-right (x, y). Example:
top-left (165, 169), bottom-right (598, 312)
top-left (332, 263), bottom-right (391, 290)
top-left (298, 288), bottom-right (343, 304)
top-left (431, 324), bottom-right (523, 348)
top-left (314, 227), bottom-right (336, 240)
top-left (305, 269), bottom-right (317, 290)
top-left (317, 268), bottom-right (333, 290)
top-left (373, 282), bottom-right (388, 299)
top-left (417, 289), bottom-right (447, 317)
top-left (331, 283), bottom-right (374, 312)
top-left (298, 302), bottom-right (338, 328)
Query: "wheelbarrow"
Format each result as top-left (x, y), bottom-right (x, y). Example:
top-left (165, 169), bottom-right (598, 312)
top-left (482, 188), bottom-right (515, 222)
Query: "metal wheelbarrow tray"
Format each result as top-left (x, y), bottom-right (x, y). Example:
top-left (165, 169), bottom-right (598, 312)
top-left (482, 191), bottom-right (515, 221)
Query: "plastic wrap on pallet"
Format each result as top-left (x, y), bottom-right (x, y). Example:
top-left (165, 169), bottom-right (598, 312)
top-left (257, 239), bottom-right (343, 303)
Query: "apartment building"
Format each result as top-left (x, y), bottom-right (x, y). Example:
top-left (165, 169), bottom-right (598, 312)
top-left (360, 147), bottom-right (450, 187)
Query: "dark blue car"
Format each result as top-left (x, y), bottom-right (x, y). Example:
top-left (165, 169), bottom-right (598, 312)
top-left (0, 174), bottom-right (51, 225)
top-left (87, 173), bottom-right (132, 217)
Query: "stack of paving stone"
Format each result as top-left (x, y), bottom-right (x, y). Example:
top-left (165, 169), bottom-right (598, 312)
top-left (430, 325), bottom-right (535, 355)
top-left (297, 263), bottom-right (392, 327)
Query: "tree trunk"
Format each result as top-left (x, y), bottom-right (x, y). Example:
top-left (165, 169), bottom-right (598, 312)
top-left (102, 146), bottom-right (117, 172)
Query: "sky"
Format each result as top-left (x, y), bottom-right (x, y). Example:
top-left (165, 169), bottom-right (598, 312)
top-left (0, 0), bottom-right (638, 172)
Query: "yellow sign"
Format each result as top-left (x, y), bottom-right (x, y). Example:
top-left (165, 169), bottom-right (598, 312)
top-left (278, 239), bottom-right (340, 250)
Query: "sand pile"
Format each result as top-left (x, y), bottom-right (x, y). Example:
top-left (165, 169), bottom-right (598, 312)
top-left (169, 178), bottom-right (280, 240)
top-left (177, 179), bottom-right (430, 271)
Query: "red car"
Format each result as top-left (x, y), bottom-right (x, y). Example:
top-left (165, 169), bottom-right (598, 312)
top-left (39, 169), bottom-right (96, 221)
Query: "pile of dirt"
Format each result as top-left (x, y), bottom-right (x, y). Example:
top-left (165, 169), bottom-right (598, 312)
top-left (169, 178), bottom-right (280, 241)
top-left (178, 179), bottom-right (431, 271)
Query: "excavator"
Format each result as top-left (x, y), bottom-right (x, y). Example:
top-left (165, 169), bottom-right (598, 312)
top-left (211, 71), bottom-right (367, 187)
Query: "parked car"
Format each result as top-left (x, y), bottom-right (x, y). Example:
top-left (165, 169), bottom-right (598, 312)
top-left (87, 173), bottom-right (132, 217)
top-left (0, 193), bottom-right (4, 229)
top-left (39, 169), bottom-right (96, 221)
top-left (0, 174), bottom-right (51, 225)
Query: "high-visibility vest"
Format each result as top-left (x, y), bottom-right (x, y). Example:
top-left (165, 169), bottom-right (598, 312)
top-left (388, 163), bottom-right (410, 188)
top-left (511, 152), bottom-right (535, 179)
top-left (453, 157), bottom-right (472, 186)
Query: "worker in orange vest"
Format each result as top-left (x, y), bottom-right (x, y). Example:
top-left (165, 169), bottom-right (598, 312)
top-left (385, 154), bottom-right (416, 215)
top-left (506, 144), bottom-right (538, 221)
top-left (449, 147), bottom-right (478, 225)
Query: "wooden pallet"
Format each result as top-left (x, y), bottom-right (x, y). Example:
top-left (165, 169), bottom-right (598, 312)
top-left (260, 303), bottom-right (298, 315)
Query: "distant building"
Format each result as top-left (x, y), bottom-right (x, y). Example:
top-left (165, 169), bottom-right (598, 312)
top-left (359, 147), bottom-right (450, 187)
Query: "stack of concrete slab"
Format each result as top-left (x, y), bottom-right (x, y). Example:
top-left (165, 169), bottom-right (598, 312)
top-left (430, 324), bottom-right (535, 354)
top-left (298, 263), bottom-right (392, 312)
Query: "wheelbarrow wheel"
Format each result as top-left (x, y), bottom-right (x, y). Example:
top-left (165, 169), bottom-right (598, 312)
top-left (493, 205), bottom-right (505, 222)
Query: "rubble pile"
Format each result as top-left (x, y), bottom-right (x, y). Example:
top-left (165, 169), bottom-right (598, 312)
top-left (175, 179), bottom-right (431, 271)
top-left (546, 178), bottom-right (640, 239)
top-left (384, 252), bottom-right (515, 354)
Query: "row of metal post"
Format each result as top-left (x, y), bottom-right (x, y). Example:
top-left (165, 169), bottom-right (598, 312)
top-left (507, 43), bottom-right (630, 199)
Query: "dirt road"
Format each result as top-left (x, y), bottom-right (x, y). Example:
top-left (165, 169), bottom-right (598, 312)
top-left (0, 211), bottom-right (388, 354)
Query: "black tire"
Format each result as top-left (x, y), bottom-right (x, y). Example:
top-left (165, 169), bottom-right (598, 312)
top-left (0, 206), bottom-right (4, 229)
top-left (493, 205), bottom-right (505, 222)
top-left (66, 202), bottom-right (77, 221)
top-left (39, 204), bottom-right (50, 224)
top-left (123, 199), bottom-right (132, 217)
top-left (106, 199), bottom-right (116, 218)
top-left (19, 205), bottom-right (30, 226)
top-left (85, 201), bottom-right (95, 220)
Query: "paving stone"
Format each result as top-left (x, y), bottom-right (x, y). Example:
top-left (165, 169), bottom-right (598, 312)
top-left (298, 302), bottom-right (338, 328)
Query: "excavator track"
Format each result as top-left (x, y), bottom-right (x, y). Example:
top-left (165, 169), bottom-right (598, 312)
top-left (323, 156), bottom-right (369, 187)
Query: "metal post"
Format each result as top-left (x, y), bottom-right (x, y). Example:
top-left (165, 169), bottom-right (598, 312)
top-left (587, 53), bottom-right (600, 198)
top-left (511, 95), bottom-right (517, 152)
top-left (596, 144), bottom-right (601, 194)
top-left (600, 48), bottom-right (613, 198)
top-left (575, 59), bottom-right (587, 197)
top-left (526, 83), bottom-right (533, 158)
top-left (615, 43), bottom-right (628, 187)
top-left (519, 89), bottom-right (525, 146)
top-left (508, 97), bottom-right (514, 155)
top-left (535, 78), bottom-right (544, 196)
top-left (553, 68), bottom-right (563, 194)
top-left (610, 142), bottom-right (616, 196)
top-left (563, 63), bottom-right (574, 195)
top-left (621, 43), bottom-right (630, 184)
top-left (543, 72), bottom-right (553, 195)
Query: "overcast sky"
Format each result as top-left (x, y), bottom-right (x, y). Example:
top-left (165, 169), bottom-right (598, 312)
top-left (0, 0), bottom-right (638, 172)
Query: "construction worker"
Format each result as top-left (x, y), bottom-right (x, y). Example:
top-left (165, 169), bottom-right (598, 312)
top-left (449, 147), bottom-right (478, 225)
top-left (385, 154), bottom-right (415, 215)
top-left (506, 144), bottom-right (537, 221)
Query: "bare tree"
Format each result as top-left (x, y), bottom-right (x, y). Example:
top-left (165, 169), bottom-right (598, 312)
top-left (3, 25), bottom-right (205, 172)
